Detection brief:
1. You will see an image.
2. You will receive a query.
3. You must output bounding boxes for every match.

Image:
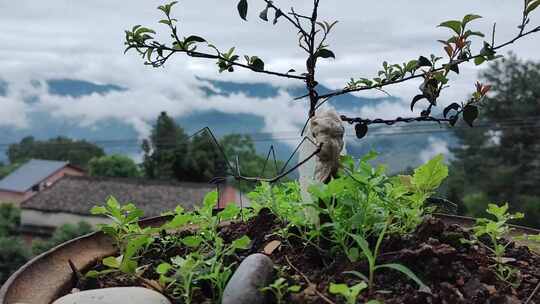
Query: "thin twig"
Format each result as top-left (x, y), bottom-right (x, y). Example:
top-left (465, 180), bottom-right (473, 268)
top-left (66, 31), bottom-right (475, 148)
top-left (285, 255), bottom-right (336, 304)
top-left (317, 25), bottom-right (540, 101)
top-left (139, 44), bottom-right (306, 80)
top-left (525, 281), bottom-right (540, 304)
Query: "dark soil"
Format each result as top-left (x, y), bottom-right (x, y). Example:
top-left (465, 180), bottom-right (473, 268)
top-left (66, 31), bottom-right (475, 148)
top-left (80, 211), bottom-right (540, 303)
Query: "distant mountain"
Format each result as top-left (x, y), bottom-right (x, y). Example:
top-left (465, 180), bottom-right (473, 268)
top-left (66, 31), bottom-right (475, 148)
top-left (46, 79), bottom-right (126, 97)
top-left (198, 77), bottom-right (401, 113)
top-left (0, 77), bottom-right (456, 172)
top-left (0, 79), bottom-right (7, 96)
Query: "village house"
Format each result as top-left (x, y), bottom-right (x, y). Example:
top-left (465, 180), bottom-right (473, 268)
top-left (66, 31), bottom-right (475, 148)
top-left (19, 175), bottom-right (247, 241)
top-left (0, 159), bottom-right (85, 206)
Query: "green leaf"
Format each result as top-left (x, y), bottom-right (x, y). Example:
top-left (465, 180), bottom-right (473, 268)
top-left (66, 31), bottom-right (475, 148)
top-left (474, 56), bottom-right (486, 66)
top-left (527, 0), bottom-right (540, 15)
top-left (347, 247), bottom-right (360, 262)
top-left (90, 206), bottom-right (107, 215)
top-left (355, 123), bottom-right (368, 139)
top-left (417, 56), bottom-right (432, 68)
top-left (438, 20), bottom-right (462, 35)
top-left (376, 263), bottom-right (430, 292)
top-left (273, 9), bottom-right (283, 25)
top-left (185, 35), bottom-right (206, 44)
top-left (134, 27), bottom-right (156, 36)
top-left (462, 14), bottom-right (482, 26)
top-left (464, 30), bottom-right (485, 38)
top-left (156, 263), bottom-right (171, 275)
top-left (412, 154), bottom-right (448, 192)
top-left (102, 256), bottom-right (120, 269)
top-left (159, 19), bottom-right (172, 26)
top-left (203, 191), bottom-right (218, 211)
top-left (349, 282), bottom-right (368, 298)
top-left (348, 233), bottom-right (374, 264)
top-left (182, 236), bottom-right (202, 248)
top-left (329, 283), bottom-right (349, 296)
top-left (259, 7), bottom-right (269, 21)
top-left (289, 285), bottom-right (302, 293)
top-left (219, 204), bottom-right (241, 220)
top-left (315, 49), bottom-right (336, 59)
top-left (251, 57), bottom-right (265, 71)
top-left (122, 236), bottom-right (151, 269)
top-left (463, 105), bottom-right (479, 127)
top-left (106, 197), bottom-right (120, 210)
top-left (165, 213), bottom-right (191, 229)
top-left (237, 0), bottom-right (248, 21)
top-left (231, 235), bottom-right (251, 250)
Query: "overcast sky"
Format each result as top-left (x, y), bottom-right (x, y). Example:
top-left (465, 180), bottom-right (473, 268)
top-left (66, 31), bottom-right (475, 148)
top-left (1, 0), bottom-right (539, 139)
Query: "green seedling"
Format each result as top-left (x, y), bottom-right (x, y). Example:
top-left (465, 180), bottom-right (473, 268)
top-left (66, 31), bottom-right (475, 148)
top-left (261, 277), bottom-right (301, 304)
top-left (347, 219), bottom-right (430, 295)
top-left (470, 203), bottom-right (524, 285)
top-left (329, 281), bottom-right (367, 304)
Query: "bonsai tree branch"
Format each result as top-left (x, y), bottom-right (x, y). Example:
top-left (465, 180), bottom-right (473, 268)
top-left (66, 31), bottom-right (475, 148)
top-left (126, 0), bottom-right (540, 142)
top-left (317, 24), bottom-right (540, 101)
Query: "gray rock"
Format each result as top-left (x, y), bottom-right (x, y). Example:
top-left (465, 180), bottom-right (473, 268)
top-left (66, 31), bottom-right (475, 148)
top-left (52, 287), bottom-right (171, 304)
top-left (222, 253), bottom-right (274, 304)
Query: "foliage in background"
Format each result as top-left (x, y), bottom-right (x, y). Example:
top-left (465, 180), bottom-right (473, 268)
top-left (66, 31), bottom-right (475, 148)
top-left (447, 56), bottom-right (540, 227)
top-left (7, 136), bottom-right (105, 169)
top-left (0, 204), bottom-right (28, 285)
top-left (32, 222), bottom-right (93, 255)
top-left (88, 154), bottom-right (141, 178)
top-left (142, 112), bottom-right (190, 180)
top-left (0, 237), bottom-right (30, 285)
top-left (142, 112), bottom-right (285, 183)
top-left (0, 204), bottom-right (21, 237)
top-left (0, 162), bottom-right (22, 180)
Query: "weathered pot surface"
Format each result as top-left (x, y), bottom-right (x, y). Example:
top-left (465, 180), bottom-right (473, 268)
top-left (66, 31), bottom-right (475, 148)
top-left (1, 214), bottom-right (538, 304)
top-left (0, 215), bottom-right (171, 304)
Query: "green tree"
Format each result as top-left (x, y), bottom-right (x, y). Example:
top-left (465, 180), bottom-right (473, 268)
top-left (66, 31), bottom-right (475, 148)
top-left (447, 55), bottom-right (540, 227)
top-left (32, 222), bottom-right (93, 255)
top-left (0, 162), bottom-right (22, 179)
top-left (88, 155), bottom-right (141, 178)
top-left (7, 136), bottom-right (105, 168)
top-left (142, 112), bottom-right (190, 180)
top-left (183, 133), bottom-right (227, 182)
top-left (0, 237), bottom-right (29, 285)
top-left (0, 204), bottom-right (21, 237)
top-left (0, 205), bottom-right (28, 285)
top-left (220, 134), bottom-right (284, 179)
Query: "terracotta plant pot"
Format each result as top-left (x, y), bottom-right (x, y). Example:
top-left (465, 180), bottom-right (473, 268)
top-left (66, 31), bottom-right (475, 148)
top-left (0, 215), bottom-right (171, 304)
top-left (1, 214), bottom-right (538, 304)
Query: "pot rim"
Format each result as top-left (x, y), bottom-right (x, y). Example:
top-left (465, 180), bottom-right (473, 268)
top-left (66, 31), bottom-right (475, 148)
top-left (0, 215), bottom-right (172, 304)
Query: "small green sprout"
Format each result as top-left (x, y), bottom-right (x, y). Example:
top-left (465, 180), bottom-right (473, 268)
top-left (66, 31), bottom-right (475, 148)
top-left (470, 203), bottom-right (524, 285)
top-left (261, 277), bottom-right (301, 304)
top-left (329, 281), bottom-right (367, 304)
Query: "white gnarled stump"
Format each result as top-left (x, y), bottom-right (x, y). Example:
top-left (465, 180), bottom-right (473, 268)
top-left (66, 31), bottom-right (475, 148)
top-left (299, 109), bottom-right (346, 203)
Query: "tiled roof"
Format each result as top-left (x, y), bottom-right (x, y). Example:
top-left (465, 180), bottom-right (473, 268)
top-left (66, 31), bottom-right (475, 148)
top-left (21, 176), bottom-right (216, 217)
top-left (0, 159), bottom-right (72, 193)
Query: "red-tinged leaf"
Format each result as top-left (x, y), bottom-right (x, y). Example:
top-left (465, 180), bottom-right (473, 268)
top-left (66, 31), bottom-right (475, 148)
top-left (481, 85), bottom-right (492, 95)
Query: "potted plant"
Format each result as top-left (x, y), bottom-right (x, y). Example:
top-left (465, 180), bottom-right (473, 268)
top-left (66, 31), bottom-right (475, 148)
top-left (3, 0), bottom-right (540, 303)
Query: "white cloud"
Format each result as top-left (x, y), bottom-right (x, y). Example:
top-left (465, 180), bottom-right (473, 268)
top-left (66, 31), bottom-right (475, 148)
top-left (0, 0), bottom-right (539, 141)
top-left (420, 137), bottom-right (450, 163)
